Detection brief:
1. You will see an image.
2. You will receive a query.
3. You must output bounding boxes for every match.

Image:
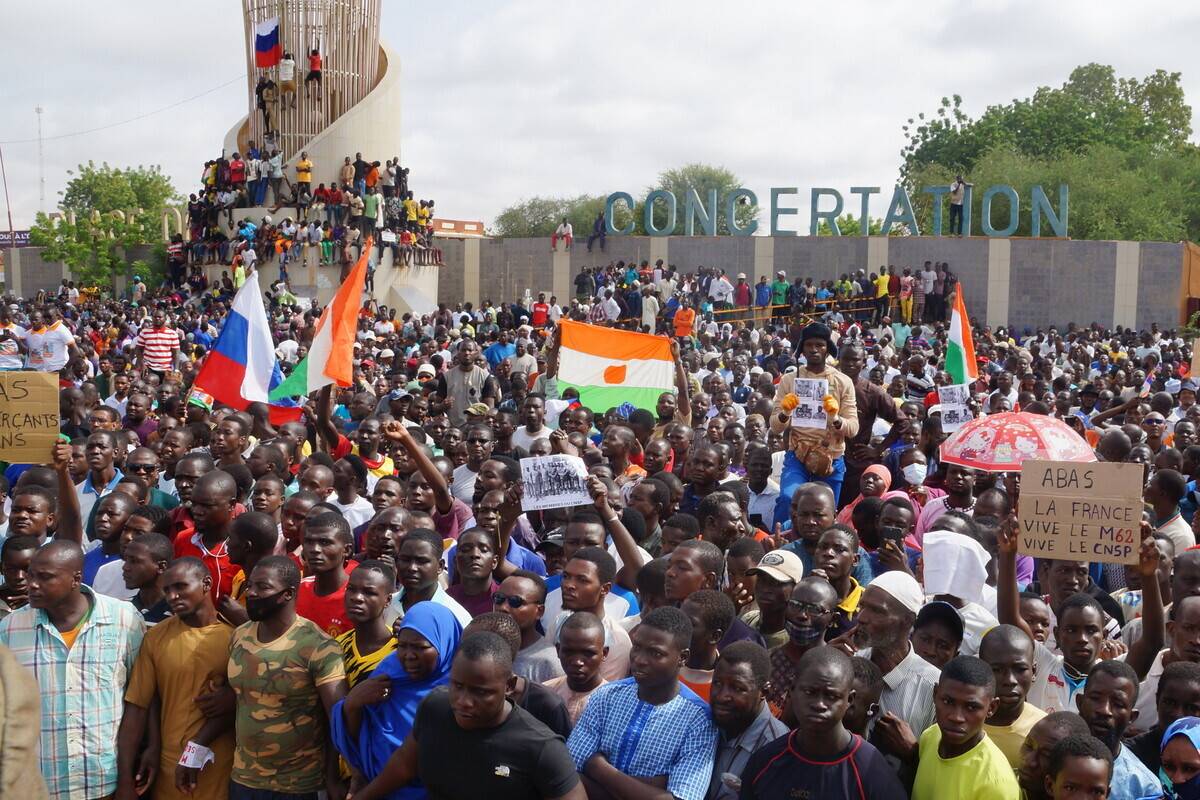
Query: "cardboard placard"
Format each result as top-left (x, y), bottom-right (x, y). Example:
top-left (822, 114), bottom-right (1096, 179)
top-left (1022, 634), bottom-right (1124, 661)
top-left (0, 372), bottom-right (60, 463)
top-left (1018, 460), bottom-right (1143, 565)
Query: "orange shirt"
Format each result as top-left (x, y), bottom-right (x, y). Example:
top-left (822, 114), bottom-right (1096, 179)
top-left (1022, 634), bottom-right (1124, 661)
top-left (673, 307), bottom-right (696, 337)
top-left (365, 166), bottom-right (380, 188)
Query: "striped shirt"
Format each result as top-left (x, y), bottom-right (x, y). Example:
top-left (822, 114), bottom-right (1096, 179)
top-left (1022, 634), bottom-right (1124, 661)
top-left (855, 643), bottom-right (940, 740)
top-left (0, 586), bottom-right (146, 799)
top-left (135, 325), bottom-right (180, 372)
top-left (568, 678), bottom-right (717, 800)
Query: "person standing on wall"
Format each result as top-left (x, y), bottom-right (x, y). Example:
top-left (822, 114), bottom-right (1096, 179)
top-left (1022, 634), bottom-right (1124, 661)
top-left (949, 174), bottom-right (972, 236)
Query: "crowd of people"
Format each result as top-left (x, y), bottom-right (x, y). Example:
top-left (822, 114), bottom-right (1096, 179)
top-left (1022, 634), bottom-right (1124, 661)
top-left (563, 260), bottom-right (961, 331)
top-left (2, 258), bottom-right (1200, 800)
top-left (177, 147), bottom-right (442, 287)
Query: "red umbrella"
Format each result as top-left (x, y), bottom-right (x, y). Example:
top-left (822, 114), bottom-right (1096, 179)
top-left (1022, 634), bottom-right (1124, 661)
top-left (939, 412), bottom-right (1096, 472)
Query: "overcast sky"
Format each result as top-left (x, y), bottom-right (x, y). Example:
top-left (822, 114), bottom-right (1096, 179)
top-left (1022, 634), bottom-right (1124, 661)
top-left (2, 0), bottom-right (1198, 231)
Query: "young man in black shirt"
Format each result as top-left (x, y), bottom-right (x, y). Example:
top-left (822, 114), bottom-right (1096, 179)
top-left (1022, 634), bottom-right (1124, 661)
top-left (354, 631), bottom-right (584, 800)
top-left (740, 647), bottom-right (905, 800)
top-left (465, 612), bottom-right (572, 737)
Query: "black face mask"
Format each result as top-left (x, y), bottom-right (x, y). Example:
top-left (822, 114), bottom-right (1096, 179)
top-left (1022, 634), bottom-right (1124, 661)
top-left (246, 589), bottom-right (289, 622)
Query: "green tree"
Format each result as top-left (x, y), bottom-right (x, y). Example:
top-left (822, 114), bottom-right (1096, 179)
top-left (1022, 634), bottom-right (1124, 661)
top-left (900, 64), bottom-right (1192, 181)
top-left (29, 162), bottom-right (179, 289)
top-left (816, 214), bottom-right (884, 236)
top-left (491, 162), bottom-right (757, 238)
top-left (491, 194), bottom-right (629, 239)
top-left (646, 163), bottom-right (757, 235)
top-left (898, 64), bottom-right (1200, 241)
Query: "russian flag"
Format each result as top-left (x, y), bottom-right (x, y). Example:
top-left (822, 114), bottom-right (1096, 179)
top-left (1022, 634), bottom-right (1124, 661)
top-left (255, 17), bottom-right (282, 68)
top-left (193, 279), bottom-right (302, 424)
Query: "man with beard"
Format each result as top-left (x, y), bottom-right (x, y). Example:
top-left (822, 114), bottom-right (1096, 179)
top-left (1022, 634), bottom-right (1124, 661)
top-left (119, 557), bottom-right (235, 800)
top-left (227, 556), bottom-right (347, 798)
top-left (707, 641), bottom-right (788, 799)
top-left (837, 570), bottom-right (940, 761)
top-left (1074, 660), bottom-right (1158, 799)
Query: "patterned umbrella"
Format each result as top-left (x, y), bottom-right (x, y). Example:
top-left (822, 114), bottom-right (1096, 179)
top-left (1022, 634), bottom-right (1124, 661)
top-left (938, 412), bottom-right (1096, 472)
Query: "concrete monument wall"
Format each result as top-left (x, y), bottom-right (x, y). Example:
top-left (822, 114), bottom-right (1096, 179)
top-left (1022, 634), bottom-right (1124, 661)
top-left (439, 235), bottom-right (1186, 331)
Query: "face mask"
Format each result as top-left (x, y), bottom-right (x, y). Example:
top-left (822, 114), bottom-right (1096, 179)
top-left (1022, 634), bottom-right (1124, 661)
top-left (1161, 766), bottom-right (1200, 800)
top-left (246, 590), bottom-right (289, 622)
top-left (902, 463), bottom-right (927, 485)
top-left (785, 621), bottom-right (825, 644)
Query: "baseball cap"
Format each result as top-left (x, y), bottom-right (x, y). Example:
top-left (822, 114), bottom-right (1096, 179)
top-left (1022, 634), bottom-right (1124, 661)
top-left (466, 402), bottom-right (491, 417)
top-left (914, 601), bottom-right (965, 644)
top-left (535, 532), bottom-right (565, 552)
top-left (416, 364), bottom-right (436, 379)
top-left (747, 550), bottom-right (804, 584)
top-left (379, 349), bottom-right (395, 359)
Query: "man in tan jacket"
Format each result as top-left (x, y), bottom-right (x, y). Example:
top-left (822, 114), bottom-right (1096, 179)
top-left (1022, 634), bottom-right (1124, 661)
top-left (771, 322), bottom-right (859, 526)
top-left (0, 644), bottom-right (48, 799)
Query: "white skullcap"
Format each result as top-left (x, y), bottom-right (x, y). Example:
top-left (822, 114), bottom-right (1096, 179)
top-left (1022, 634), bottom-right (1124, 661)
top-left (869, 571), bottom-right (924, 616)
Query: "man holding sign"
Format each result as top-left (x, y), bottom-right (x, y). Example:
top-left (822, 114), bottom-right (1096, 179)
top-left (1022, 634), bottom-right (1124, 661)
top-left (770, 323), bottom-right (858, 527)
top-left (998, 484), bottom-right (1164, 716)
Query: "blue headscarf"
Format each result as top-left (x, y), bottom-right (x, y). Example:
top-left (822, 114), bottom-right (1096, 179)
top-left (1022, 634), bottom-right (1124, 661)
top-left (1159, 716), bottom-right (1200, 800)
top-left (330, 602), bottom-right (462, 798)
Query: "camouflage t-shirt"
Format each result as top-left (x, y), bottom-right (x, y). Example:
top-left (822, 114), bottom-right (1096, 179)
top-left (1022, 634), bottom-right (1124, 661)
top-left (228, 616), bottom-right (346, 792)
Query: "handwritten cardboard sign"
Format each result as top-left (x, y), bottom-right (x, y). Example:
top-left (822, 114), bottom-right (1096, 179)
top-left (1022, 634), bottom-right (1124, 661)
top-left (0, 372), bottom-right (60, 463)
top-left (1018, 460), bottom-right (1143, 565)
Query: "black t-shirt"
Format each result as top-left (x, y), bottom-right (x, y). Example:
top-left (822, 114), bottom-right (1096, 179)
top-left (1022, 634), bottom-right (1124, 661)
top-left (413, 688), bottom-right (579, 800)
top-left (517, 679), bottom-right (572, 738)
top-left (739, 731), bottom-right (906, 800)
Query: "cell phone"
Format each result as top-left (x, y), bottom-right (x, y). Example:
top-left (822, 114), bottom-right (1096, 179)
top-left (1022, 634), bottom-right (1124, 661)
top-left (880, 526), bottom-right (905, 549)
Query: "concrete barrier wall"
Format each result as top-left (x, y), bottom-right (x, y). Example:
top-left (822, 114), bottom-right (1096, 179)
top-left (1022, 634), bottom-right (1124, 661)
top-left (440, 235), bottom-right (1185, 331)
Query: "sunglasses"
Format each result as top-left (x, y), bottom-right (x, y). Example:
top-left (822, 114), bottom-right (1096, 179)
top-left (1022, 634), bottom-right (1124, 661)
top-left (492, 593), bottom-right (531, 609)
top-left (126, 463), bottom-right (158, 473)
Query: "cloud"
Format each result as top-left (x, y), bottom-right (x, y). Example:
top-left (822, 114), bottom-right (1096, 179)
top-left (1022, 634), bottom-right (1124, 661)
top-left (2, 0), bottom-right (1198, 231)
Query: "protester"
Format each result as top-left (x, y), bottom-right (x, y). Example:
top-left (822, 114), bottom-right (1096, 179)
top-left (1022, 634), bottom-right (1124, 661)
top-left (8, 234), bottom-right (1200, 800)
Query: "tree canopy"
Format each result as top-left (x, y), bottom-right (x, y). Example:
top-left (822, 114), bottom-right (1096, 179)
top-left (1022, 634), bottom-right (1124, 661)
top-left (29, 162), bottom-right (179, 287)
top-left (492, 163), bottom-right (758, 238)
top-left (899, 64), bottom-right (1200, 241)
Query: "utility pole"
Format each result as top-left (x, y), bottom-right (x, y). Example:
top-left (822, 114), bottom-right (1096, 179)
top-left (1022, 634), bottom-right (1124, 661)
top-left (35, 105), bottom-right (45, 214)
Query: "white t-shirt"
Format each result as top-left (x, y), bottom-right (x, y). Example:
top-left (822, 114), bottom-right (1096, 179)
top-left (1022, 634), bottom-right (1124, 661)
top-left (92, 559), bottom-right (137, 601)
top-left (25, 323), bottom-right (75, 371)
top-left (451, 464), bottom-right (479, 505)
top-left (331, 495), bottom-right (375, 531)
top-left (0, 324), bottom-right (27, 370)
top-left (279, 58), bottom-right (296, 82)
top-left (511, 425), bottom-right (549, 452)
top-left (920, 270), bottom-right (937, 294)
